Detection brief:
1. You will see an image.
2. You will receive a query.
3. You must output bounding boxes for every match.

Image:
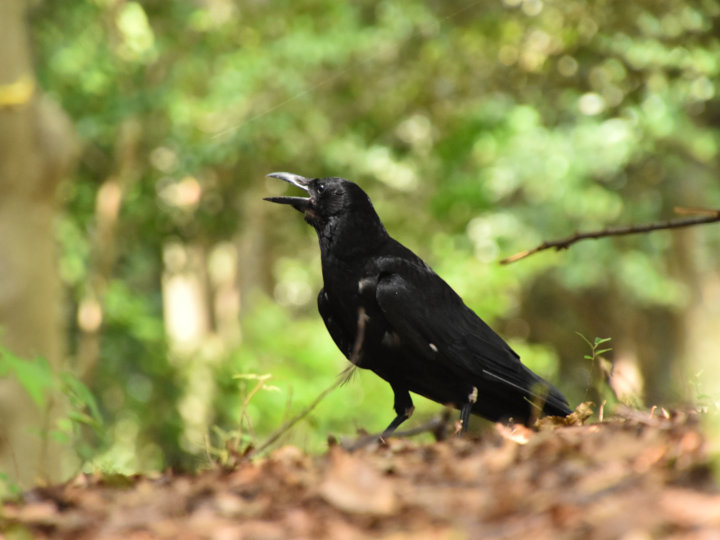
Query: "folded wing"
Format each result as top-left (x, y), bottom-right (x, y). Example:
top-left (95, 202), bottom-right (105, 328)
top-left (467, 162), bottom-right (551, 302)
top-left (374, 263), bottom-right (571, 423)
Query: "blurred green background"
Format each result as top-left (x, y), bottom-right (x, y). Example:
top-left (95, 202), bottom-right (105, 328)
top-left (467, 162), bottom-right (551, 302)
top-left (1, 0), bottom-right (719, 487)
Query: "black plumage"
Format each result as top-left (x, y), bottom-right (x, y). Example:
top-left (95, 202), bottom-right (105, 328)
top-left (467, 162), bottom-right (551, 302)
top-left (265, 172), bottom-right (571, 435)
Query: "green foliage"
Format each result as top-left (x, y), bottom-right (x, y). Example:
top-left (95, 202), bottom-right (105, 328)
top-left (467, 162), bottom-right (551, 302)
top-left (27, 0), bottom-right (720, 473)
top-left (0, 350), bottom-right (55, 409)
top-left (689, 371), bottom-right (720, 413)
top-left (577, 333), bottom-right (619, 413)
top-left (0, 472), bottom-right (22, 502)
top-left (578, 334), bottom-right (614, 364)
top-left (0, 347), bottom-right (105, 474)
top-left (209, 373), bottom-right (279, 463)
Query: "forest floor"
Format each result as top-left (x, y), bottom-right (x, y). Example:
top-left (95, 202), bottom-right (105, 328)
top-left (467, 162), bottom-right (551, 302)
top-left (1, 406), bottom-right (719, 539)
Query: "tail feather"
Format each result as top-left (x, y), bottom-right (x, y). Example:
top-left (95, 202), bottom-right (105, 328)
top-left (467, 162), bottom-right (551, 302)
top-left (482, 368), bottom-right (572, 419)
top-left (541, 384), bottom-right (573, 417)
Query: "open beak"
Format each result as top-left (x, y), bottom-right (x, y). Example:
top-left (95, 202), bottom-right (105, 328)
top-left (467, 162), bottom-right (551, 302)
top-left (264, 172), bottom-right (312, 213)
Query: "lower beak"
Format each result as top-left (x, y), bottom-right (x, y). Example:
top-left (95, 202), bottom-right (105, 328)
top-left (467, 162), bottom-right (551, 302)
top-left (264, 195), bottom-right (312, 212)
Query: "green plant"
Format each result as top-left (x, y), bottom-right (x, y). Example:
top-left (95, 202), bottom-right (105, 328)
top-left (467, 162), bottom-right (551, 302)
top-left (206, 373), bottom-right (279, 467)
top-left (688, 370), bottom-right (720, 413)
top-left (577, 333), bottom-right (615, 416)
top-left (0, 347), bottom-right (105, 482)
top-left (0, 471), bottom-right (22, 501)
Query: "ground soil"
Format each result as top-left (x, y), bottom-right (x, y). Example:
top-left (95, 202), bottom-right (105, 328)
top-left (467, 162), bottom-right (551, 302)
top-left (2, 406), bottom-right (718, 539)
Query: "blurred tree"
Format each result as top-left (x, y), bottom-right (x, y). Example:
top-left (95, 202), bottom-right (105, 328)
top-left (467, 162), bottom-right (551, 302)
top-left (0, 0), bottom-right (77, 487)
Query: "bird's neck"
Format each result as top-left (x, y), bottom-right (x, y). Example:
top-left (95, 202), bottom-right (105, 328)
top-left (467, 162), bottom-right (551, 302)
top-left (317, 213), bottom-right (388, 262)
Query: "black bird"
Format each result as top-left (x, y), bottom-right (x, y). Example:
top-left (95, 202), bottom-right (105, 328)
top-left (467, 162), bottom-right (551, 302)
top-left (265, 172), bottom-right (572, 435)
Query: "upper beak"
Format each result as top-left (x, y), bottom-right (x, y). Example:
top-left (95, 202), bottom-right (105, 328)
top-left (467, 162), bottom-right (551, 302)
top-left (264, 172), bottom-right (312, 213)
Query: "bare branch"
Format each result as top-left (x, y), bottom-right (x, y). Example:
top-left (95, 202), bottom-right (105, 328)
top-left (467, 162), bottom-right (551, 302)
top-left (339, 411), bottom-right (454, 451)
top-left (673, 206), bottom-right (720, 217)
top-left (251, 306), bottom-right (369, 457)
top-left (500, 208), bottom-right (720, 265)
top-left (250, 378), bottom-right (342, 458)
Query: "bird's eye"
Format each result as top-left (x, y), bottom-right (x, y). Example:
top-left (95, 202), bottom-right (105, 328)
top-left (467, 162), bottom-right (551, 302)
top-left (317, 183), bottom-right (326, 193)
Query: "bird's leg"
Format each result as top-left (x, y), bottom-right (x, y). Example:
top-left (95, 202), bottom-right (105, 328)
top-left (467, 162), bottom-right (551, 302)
top-left (380, 387), bottom-right (414, 441)
top-left (458, 386), bottom-right (479, 434)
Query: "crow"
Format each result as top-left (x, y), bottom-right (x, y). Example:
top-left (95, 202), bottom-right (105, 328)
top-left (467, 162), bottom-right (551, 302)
top-left (265, 172), bottom-right (572, 435)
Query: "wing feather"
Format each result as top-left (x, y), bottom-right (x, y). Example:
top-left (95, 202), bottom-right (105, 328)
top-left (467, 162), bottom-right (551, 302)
top-left (374, 266), bottom-right (571, 418)
top-left (375, 270), bottom-right (523, 379)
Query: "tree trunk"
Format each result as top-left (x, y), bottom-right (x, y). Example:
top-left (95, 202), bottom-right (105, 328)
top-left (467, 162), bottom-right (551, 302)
top-left (0, 0), bottom-right (76, 488)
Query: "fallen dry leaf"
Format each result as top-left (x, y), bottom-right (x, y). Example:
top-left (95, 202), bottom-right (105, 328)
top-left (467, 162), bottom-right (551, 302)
top-left (319, 448), bottom-right (398, 516)
top-left (1, 409), bottom-right (717, 539)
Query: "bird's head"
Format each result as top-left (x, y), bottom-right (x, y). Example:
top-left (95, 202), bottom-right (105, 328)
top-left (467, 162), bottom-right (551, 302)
top-left (264, 172), bottom-right (378, 229)
top-left (265, 172), bottom-right (388, 255)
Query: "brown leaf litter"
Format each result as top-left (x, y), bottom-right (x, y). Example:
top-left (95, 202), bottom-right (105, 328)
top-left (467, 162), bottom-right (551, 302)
top-left (1, 407), bottom-right (718, 539)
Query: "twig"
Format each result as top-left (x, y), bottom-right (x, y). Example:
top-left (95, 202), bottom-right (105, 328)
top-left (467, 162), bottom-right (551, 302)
top-left (250, 377), bottom-right (343, 457)
top-left (673, 206), bottom-right (720, 216)
top-left (500, 208), bottom-right (720, 265)
top-left (235, 374), bottom-right (273, 449)
top-left (251, 303), bottom-right (373, 458)
top-left (340, 411), bottom-right (453, 451)
top-left (350, 307), bottom-right (368, 365)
